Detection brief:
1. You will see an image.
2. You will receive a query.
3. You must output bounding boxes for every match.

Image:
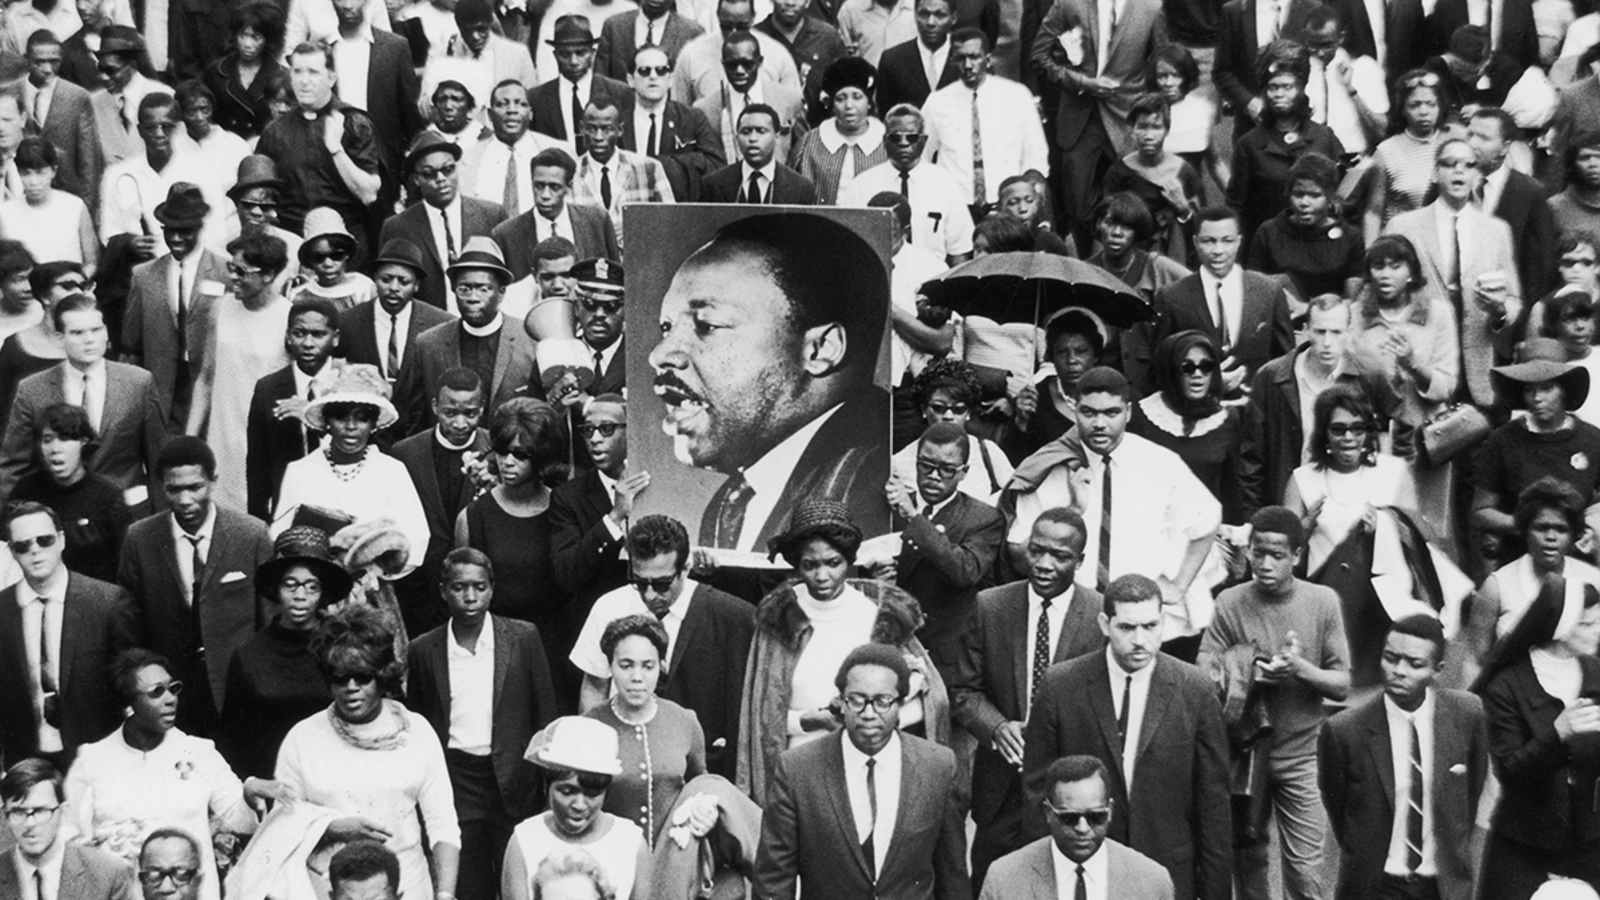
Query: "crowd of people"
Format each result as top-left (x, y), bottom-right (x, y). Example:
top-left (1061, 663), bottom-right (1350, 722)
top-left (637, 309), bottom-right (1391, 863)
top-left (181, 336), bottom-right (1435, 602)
top-left (4, 0), bottom-right (1600, 895)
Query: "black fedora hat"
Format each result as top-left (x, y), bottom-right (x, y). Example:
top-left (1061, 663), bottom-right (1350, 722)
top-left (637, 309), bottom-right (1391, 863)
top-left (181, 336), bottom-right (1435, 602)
top-left (153, 183), bottom-right (210, 229)
top-left (403, 130), bottom-right (463, 178)
top-left (228, 155), bottom-right (285, 201)
top-left (255, 526), bottom-right (355, 603)
top-left (547, 14), bottom-right (597, 45)
top-left (372, 238), bottom-right (428, 279)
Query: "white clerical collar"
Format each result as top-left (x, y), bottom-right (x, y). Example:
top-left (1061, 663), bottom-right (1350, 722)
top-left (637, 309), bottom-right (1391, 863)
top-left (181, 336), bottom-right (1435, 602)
top-left (461, 313), bottom-right (504, 337)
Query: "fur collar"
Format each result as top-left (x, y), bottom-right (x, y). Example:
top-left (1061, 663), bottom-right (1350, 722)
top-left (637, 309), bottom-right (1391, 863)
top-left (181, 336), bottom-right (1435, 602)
top-left (755, 578), bottom-right (925, 651)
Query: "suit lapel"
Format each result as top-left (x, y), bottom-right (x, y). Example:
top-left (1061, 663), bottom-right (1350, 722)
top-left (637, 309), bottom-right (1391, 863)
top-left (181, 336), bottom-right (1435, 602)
top-left (491, 327), bottom-right (518, 399)
top-left (1364, 700), bottom-right (1397, 814)
top-left (1134, 659), bottom-right (1173, 768)
top-left (58, 845), bottom-right (87, 899)
top-left (823, 734), bottom-right (874, 879)
top-left (157, 515), bottom-right (184, 597)
top-left (491, 615), bottom-right (509, 710)
top-left (668, 590), bottom-right (703, 677)
top-left (1007, 585), bottom-right (1030, 706)
top-left (431, 628), bottom-right (452, 724)
top-left (883, 738), bottom-right (919, 874)
top-left (56, 575), bottom-right (80, 698)
top-left (1085, 660), bottom-right (1124, 779)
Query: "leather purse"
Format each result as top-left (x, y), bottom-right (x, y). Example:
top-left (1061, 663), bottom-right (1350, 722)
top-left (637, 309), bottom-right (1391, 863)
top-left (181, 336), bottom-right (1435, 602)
top-left (1419, 403), bottom-right (1491, 468)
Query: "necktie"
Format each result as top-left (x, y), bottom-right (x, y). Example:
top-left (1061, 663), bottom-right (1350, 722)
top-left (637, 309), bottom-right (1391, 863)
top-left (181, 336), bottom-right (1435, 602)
top-left (1453, 212), bottom-right (1465, 300)
top-left (647, 18), bottom-right (658, 45)
top-left (503, 146), bottom-right (520, 212)
top-left (1075, 864), bottom-right (1087, 900)
top-left (34, 869), bottom-right (46, 900)
top-left (1117, 672), bottom-right (1132, 748)
top-left (863, 757), bottom-right (878, 881)
top-left (600, 165), bottom-right (613, 209)
top-left (703, 474), bottom-right (754, 548)
top-left (117, 92), bottom-right (131, 132)
top-left (647, 113), bottom-right (659, 157)
top-left (441, 208), bottom-right (458, 262)
top-left (899, 170), bottom-right (910, 203)
top-left (302, 379), bottom-right (315, 454)
top-left (177, 267), bottom-right (190, 363)
top-left (184, 532), bottom-right (206, 649)
top-left (970, 89), bottom-right (986, 205)
top-left (1406, 716), bottom-right (1424, 871)
top-left (37, 596), bottom-right (58, 728)
top-left (386, 313), bottom-right (401, 380)
top-left (571, 83), bottom-right (585, 151)
top-left (1031, 597), bottom-right (1053, 704)
top-left (1265, 0), bottom-right (1280, 41)
top-left (31, 89), bottom-right (43, 129)
top-left (593, 347), bottom-right (605, 381)
top-left (1097, 454), bottom-right (1113, 590)
top-left (745, 170), bottom-right (762, 204)
top-left (80, 370), bottom-right (100, 430)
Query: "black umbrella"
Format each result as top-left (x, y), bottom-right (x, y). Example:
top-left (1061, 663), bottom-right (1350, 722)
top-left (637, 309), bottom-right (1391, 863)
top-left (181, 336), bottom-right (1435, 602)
top-left (918, 252), bottom-right (1155, 328)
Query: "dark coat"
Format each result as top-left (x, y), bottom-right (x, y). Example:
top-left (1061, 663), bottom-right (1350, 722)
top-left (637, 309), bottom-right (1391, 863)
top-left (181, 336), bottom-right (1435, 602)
top-left (875, 38), bottom-right (960, 115)
top-left (1150, 270), bottom-right (1295, 383)
top-left (362, 31), bottom-right (427, 185)
top-left (1213, 0), bottom-right (1320, 126)
top-left (0, 839), bottom-right (135, 900)
top-left (1491, 168), bottom-right (1558, 306)
top-left (529, 73), bottom-right (631, 146)
top-left (660, 582), bottom-right (756, 780)
top-left (1482, 655), bottom-right (1600, 854)
top-left (120, 250), bottom-right (229, 433)
top-left (548, 469), bottom-right (628, 612)
top-left (1333, 0), bottom-right (1424, 81)
top-left (895, 491), bottom-right (1004, 669)
top-left (1424, 0), bottom-right (1539, 71)
top-left (595, 11), bottom-right (704, 78)
top-left (402, 319), bottom-right (541, 432)
top-left (377, 198), bottom-right (509, 311)
top-left (698, 161), bottom-right (819, 203)
top-left (336, 299), bottom-right (457, 383)
top-left (618, 97), bottom-right (725, 201)
top-left (0, 362), bottom-right (166, 504)
top-left (245, 365), bottom-right (322, 522)
top-left (389, 427), bottom-right (490, 589)
top-left (491, 203), bottom-right (620, 281)
top-left (37, 77), bottom-right (101, 215)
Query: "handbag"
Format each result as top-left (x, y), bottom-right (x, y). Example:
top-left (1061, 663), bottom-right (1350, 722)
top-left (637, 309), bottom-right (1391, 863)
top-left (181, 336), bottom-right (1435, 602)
top-left (1418, 403), bottom-right (1491, 468)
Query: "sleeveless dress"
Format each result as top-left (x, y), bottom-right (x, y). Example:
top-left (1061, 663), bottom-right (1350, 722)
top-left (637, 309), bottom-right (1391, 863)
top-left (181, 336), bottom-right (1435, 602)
top-left (463, 492), bottom-right (557, 625)
top-left (510, 813), bottom-right (644, 899)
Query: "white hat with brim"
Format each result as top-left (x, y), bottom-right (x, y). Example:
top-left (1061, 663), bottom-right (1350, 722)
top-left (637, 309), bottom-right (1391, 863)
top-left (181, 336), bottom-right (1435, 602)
top-left (303, 363), bottom-right (401, 432)
top-left (523, 716), bottom-right (622, 776)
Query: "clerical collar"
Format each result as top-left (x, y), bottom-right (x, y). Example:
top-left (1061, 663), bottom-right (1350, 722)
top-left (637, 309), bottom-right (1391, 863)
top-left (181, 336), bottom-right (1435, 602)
top-left (461, 313), bottom-right (504, 337)
top-left (435, 428), bottom-right (476, 451)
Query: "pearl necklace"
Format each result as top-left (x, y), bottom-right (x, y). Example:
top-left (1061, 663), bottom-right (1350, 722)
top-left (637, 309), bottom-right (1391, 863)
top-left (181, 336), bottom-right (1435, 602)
top-left (325, 447), bottom-right (368, 482)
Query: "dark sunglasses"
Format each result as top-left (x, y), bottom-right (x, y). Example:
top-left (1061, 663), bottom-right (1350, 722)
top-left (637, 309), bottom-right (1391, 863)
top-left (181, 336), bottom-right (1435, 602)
top-left (1326, 423), bottom-right (1371, 437)
top-left (631, 574), bottom-right (677, 594)
top-left (306, 249), bottom-right (349, 264)
top-left (1179, 360), bottom-right (1217, 375)
top-left (1044, 805), bottom-right (1112, 828)
top-left (495, 447), bottom-right (534, 461)
top-left (884, 133), bottom-right (924, 146)
top-left (635, 64), bottom-right (671, 76)
top-left (138, 869), bottom-right (199, 888)
top-left (328, 671), bottom-right (377, 687)
top-left (8, 534), bottom-right (58, 554)
top-left (136, 680), bottom-right (183, 700)
top-left (577, 422), bottom-right (624, 438)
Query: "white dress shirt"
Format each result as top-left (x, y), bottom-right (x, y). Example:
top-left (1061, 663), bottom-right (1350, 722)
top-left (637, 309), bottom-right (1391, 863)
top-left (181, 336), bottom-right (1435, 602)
top-left (734, 403), bottom-right (843, 551)
top-left (1024, 585), bottom-right (1076, 710)
top-left (1199, 265), bottom-right (1244, 347)
top-left (65, 360), bottom-right (106, 431)
top-left (632, 101), bottom-right (668, 157)
top-left (839, 160), bottom-right (976, 257)
top-left (374, 302), bottom-right (414, 380)
top-left (570, 580), bottom-right (704, 679)
top-left (99, 148), bottom-right (228, 252)
top-left (15, 842), bottom-right (65, 900)
top-left (331, 26), bottom-right (375, 112)
top-left (921, 76), bottom-right (1051, 204)
top-left (17, 574), bottom-right (67, 753)
top-left (1254, 0), bottom-right (1288, 45)
top-left (1097, 0), bottom-right (1125, 72)
top-left (167, 251), bottom-right (205, 363)
top-left (1362, 0), bottom-right (1388, 64)
top-left (171, 503), bottom-right (217, 605)
top-left (1307, 50), bottom-right (1389, 155)
top-left (25, 79), bottom-right (54, 128)
top-left (1383, 691), bottom-right (1437, 876)
top-left (464, 133), bottom-right (575, 215)
top-left (558, 73), bottom-right (595, 145)
top-left (737, 160), bottom-right (777, 201)
top-left (428, 198), bottom-right (465, 313)
top-left (919, 40), bottom-right (950, 91)
top-left (532, 206), bottom-right (576, 244)
top-left (446, 615), bottom-right (496, 755)
top-left (1435, 202), bottom-right (1473, 292)
top-left (634, 11), bottom-right (669, 48)
top-left (1050, 839), bottom-right (1108, 900)
top-left (1479, 163), bottom-right (1511, 216)
top-left (840, 730), bottom-right (903, 878)
top-left (1106, 647), bottom-right (1155, 792)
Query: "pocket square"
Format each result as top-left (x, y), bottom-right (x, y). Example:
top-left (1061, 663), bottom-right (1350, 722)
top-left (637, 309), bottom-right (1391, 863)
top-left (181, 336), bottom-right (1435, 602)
top-left (711, 738), bottom-right (727, 749)
top-left (1449, 763), bottom-right (1467, 775)
top-left (221, 571), bottom-right (247, 584)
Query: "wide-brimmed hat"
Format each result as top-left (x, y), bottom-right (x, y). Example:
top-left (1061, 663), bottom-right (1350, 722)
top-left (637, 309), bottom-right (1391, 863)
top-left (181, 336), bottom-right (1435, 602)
top-left (523, 716), bottom-right (622, 775)
top-left (821, 56), bottom-right (876, 100)
top-left (299, 208), bottom-right (359, 265)
top-left (99, 25), bottom-right (143, 54)
top-left (1491, 338), bottom-right (1590, 410)
top-left (153, 183), bottom-right (210, 229)
top-left (767, 498), bottom-right (862, 561)
top-left (228, 155), bottom-right (285, 200)
top-left (547, 14), bottom-right (597, 45)
top-left (303, 363), bottom-right (400, 431)
top-left (571, 257), bottom-right (623, 299)
top-left (403, 129), bottom-right (463, 178)
top-left (447, 236), bottom-right (513, 284)
top-left (371, 238), bottom-right (428, 279)
top-left (255, 526), bottom-right (355, 602)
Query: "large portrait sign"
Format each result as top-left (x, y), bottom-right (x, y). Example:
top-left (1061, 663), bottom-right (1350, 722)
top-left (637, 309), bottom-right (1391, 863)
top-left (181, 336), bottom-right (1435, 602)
top-left (625, 204), bottom-right (897, 566)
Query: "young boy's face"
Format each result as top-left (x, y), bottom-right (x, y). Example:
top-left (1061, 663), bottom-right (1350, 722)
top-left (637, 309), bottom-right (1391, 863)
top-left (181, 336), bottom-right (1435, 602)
top-left (1248, 531), bottom-right (1300, 593)
top-left (306, 238), bottom-right (347, 287)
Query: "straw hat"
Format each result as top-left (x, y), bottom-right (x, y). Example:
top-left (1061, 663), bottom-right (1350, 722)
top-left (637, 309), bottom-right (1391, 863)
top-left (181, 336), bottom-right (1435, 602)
top-left (303, 364), bottom-right (400, 432)
top-left (523, 717), bottom-right (622, 775)
top-left (255, 526), bottom-right (355, 601)
top-left (446, 236), bottom-right (514, 284)
top-left (299, 208), bottom-right (359, 266)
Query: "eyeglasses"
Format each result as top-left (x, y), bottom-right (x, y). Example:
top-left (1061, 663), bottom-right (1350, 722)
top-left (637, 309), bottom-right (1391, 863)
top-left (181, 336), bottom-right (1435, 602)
top-left (1043, 804), bottom-right (1112, 828)
top-left (1179, 360), bottom-right (1217, 375)
top-left (137, 869), bottom-right (199, 888)
top-left (135, 680), bottom-right (183, 701)
top-left (635, 64), bottom-right (671, 76)
top-left (328, 671), bottom-right (377, 687)
top-left (4, 805), bottom-right (59, 822)
top-left (227, 264), bottom-right (262, 277)
top-left (840, 693), bottom-right (898, 714)
top-left (305, 249), bottom-right (348, 264)
top-left (925, 401), bottom-right (969, 417)
top-left (237, 200), bottom-right (278, 212)
top-left (723, 58), bottom-right (759, 70)
top-left (495, 446), bottom-right (533, 461)
top-left (53, 279), bottom-right (89, 292)
top-left (631, 573), bottom-right (678, 594)
top-left (8, 533), bottom-right (58, 554)
top-left (1401, 72), bottom-right (1442, 89)
top-left (280, 577), bottom-right (323, 596)
top-left (1326, 423), bottom-right (1371, 437)
top-left (580, 298), bottom-right (624, 313)
top-left (884, 133), bottom-right (924, 146)
top-left (916, 458), bottom-right (965, 479)
top-left (577, 422), bottom-right (623, 438)
top-left (1559, 256), bottom-right (1598, 267)
top-left (454, 282), bottom-right (498, 297)
top-left (414, 163), bottom-right (458, 181)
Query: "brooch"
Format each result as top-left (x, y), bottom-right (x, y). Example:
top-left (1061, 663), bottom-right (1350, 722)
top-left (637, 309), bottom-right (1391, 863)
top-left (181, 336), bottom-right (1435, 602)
top-left (1283, 132), bottom-right (1299, 145)
top-left (1574, 453), bottom-right (1590, 471)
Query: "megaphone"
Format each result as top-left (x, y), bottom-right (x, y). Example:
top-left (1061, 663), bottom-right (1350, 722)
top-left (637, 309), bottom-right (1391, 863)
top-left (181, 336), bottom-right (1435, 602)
top-left (523, 293), bottom-right (595, 394)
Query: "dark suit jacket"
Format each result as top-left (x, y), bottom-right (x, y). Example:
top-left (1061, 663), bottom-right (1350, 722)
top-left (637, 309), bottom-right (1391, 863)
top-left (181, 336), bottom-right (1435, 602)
top-left (1319, 688), bottom-right (1488, 900)
top-left (391, 427), bottom-right (490, 584)
top-left (1022, 653), bottom-right (1233, 900)
top-left (1492, 168), bottom-right (1557, 306)
top-left (529, 74), bottom-right (631, 146)
top-left (697, 386), bottom-right (892, 550)
top-left (1551, 77), bottom-right (1600, 194)
top-left (361, 31), bottom-right (427, 185)
top-left (596, 10), bottom-right (704, 78)
top-left (1031, 0), bottom-right (1169, 151)
top-left (619, 97), bottom-right (725, 201)
top-left (0, 573), bottom-right (138, 761)
top-left (980, 837), bottom-right (1175, 900)
top-left (895, 491), bottom-right (1004, 668)
top-left (336, 299), bottom-right (456, 383)
top-left (951, 580), bottom-right (1106, 828)
top-left (491, 203), bottom-right (620, 282)
top-left (377, 198), bottom-right (509, 312)
top-left (1150, 270), bottom-right (1294, 382)
top-left (875, 38), bottom-right (960, 114)
top-left (1424, 0), bottom-right (1539, 71)
top-left (661, 582), bottom-right (756, 779)
top-left (753, 730), bottom-right (971, 900)
top-left (38, 78), bottom-right (102, 215)
top-left (406, 614), bottom-right (557, 820)
top-left (0, 362), bottom-right (166, 503)
top-left (1334, 0), bottom-right (1424, 82)
top-left (699, 161), bottom-right (819, 203)
top-left (548, 469), bottom-right (628, 610)
top-left (245, 365), bottom-right (323, 522)
top-left (1214, 0), bottom-right (1319, 123)
top-left (588, 337), bottom-right (626, 396)
top-left (117, 507), bottom-right (274, 710)
top-left (120, 250), bottom-right (229, 433)
top-left (0, 839), bottom-right (136, 900)
top-left (404, 320), bottom-right (541, 431)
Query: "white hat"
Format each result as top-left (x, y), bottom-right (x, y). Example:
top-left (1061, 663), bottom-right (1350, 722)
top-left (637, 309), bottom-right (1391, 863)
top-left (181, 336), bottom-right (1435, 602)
top-left (303, 363), bottom-right (400, 432)
top-left (1532, 880), bottom-right (1600, 900)
top-left (523, 717), bottom-right (621, 776)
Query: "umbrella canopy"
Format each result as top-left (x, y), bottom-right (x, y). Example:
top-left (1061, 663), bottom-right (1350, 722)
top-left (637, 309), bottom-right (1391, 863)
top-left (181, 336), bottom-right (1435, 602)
top-left (918, 252), bottom-right (1155, 328)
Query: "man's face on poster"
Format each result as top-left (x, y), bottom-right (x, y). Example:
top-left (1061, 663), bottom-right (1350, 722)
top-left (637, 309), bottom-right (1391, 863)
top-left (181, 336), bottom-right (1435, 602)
top-left (649, 247), bottom-right (820, 473)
